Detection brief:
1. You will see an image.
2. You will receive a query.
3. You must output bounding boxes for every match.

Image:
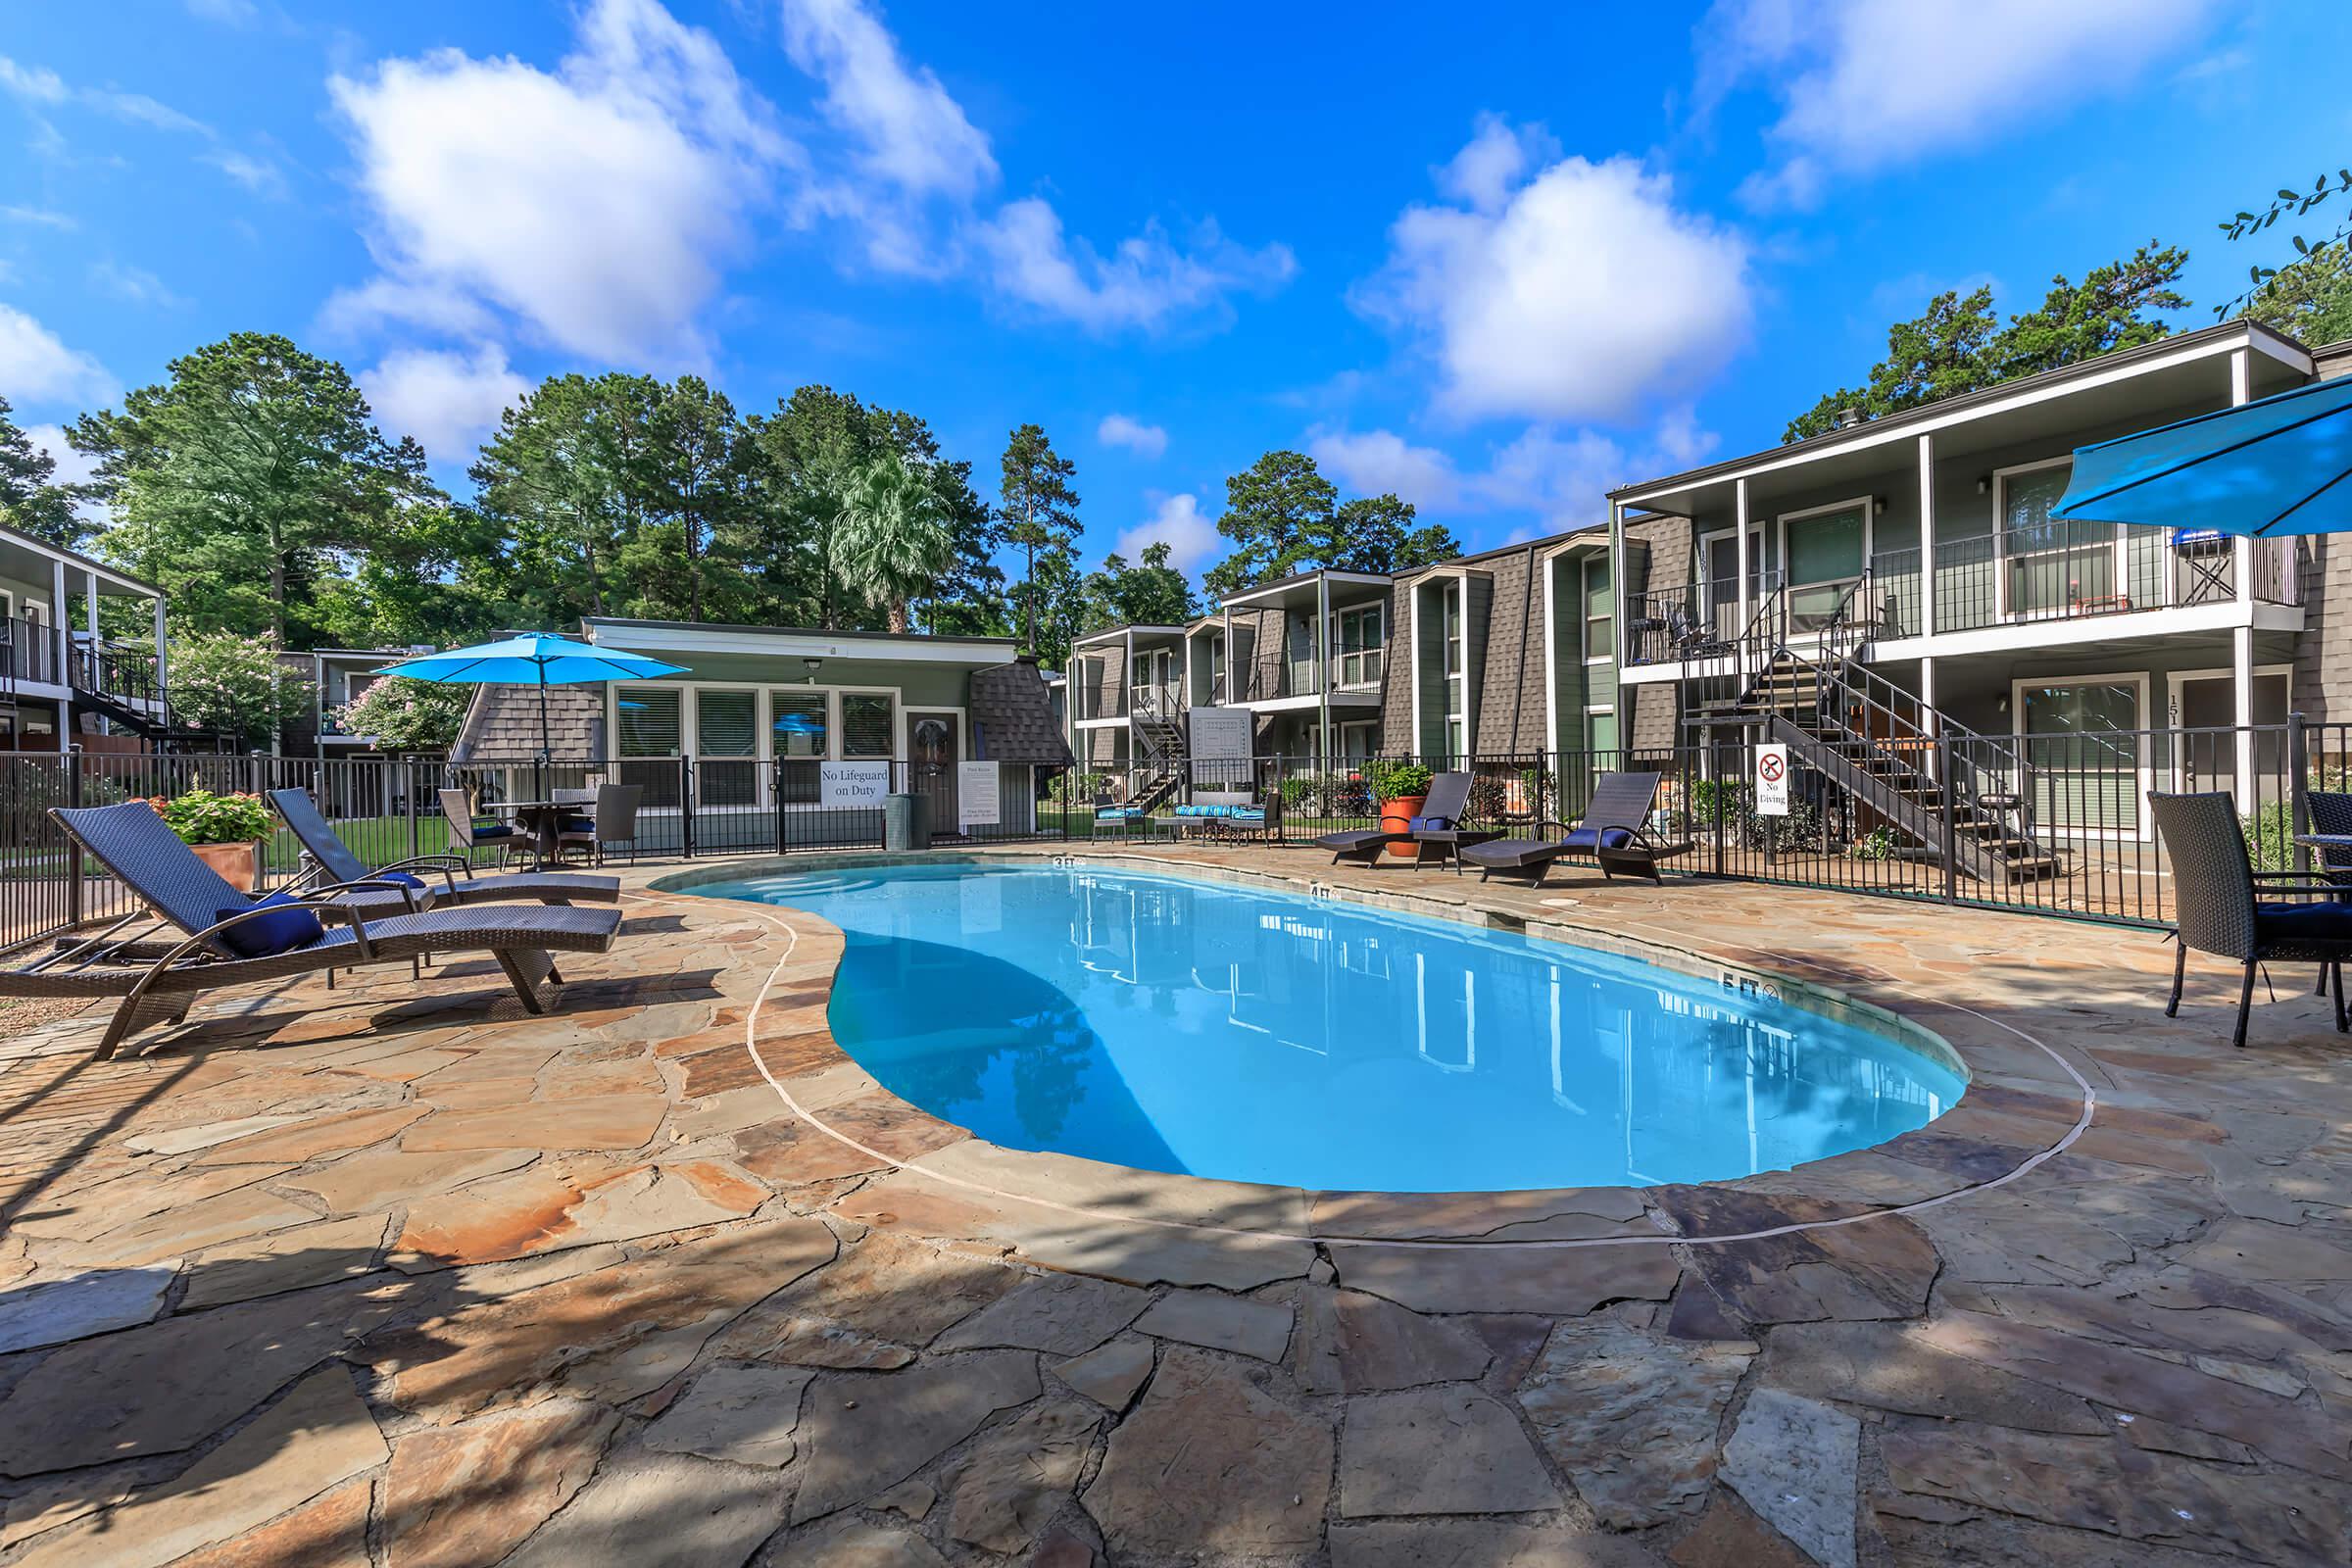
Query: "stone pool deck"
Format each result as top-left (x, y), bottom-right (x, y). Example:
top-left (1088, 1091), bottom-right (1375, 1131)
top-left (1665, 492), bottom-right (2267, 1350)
top-left (0, 845), bottom-right (2346, 1566)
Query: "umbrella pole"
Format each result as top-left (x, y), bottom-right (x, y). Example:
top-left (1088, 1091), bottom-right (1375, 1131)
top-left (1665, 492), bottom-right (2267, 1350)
top-left (538, 672), bottom-right (552, 761)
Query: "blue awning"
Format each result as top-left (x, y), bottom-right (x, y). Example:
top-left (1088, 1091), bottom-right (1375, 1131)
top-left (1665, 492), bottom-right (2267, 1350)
top-left (2051, 371), bottom-right (2352, 535)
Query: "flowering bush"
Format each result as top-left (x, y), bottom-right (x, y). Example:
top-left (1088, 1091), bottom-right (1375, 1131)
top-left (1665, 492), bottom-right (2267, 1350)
top-left (139, 789), bottom-right (273, 845)
top-left (166, 631), bottom-right (311, 744)
top-left (337, 675), bottom-right (469, 753)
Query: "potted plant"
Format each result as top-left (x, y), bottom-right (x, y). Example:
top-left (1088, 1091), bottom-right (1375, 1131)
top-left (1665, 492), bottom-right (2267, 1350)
top-left (141, 789), bottom-right (274, 893)
top-left (1364, 759), bottom-right (1435, 861)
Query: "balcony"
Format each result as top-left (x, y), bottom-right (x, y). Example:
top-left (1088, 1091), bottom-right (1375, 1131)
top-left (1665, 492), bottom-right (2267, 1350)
top-left (1234, 651), bottom-right (1385, 704)
top-left (1626, 528), bottom-right (2303, 667)
top-left (0, 615), bottom-right (58, 687)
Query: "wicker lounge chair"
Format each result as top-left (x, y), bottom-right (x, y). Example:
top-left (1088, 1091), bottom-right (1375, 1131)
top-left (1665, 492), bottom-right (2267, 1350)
top-left (2149, 791), bottom-right (2352, 1049)
top-left (1458, 771), bottom-right (1692, 886)
top-left (269, 789), bottom-right (619, 908)
top-left (9, 802), bottom-right (622, 1059)
top-left (1316, 771), bottom-right (1471, 867)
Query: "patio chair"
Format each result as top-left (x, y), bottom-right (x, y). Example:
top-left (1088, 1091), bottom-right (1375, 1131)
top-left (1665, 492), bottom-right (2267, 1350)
top-left (2147, 791), bottom-right (2352, 1050)
top-left (1315, 771), bottom-right (1472, 868)
top-left (557, 782), bottom-right (642, 866)
top-left (1458, 771), bottom-right (1694, 886)
top-left (267, 789), bottom-right (618, 907)
top-left (10, 802), bottom-right (623, 1059)
top-left (437, 788), bottom-right (523, 869)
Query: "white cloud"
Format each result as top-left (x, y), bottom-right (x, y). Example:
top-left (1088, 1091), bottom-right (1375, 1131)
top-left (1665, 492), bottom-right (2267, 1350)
top-left (205, 149), bottom-right (287, 199)
top-left (781, 0), bottom-right (994, 201)
top-left (0, 55), bottom-right (210, 135)
top-left (359, 342), bottom-right (530, 460)
top-left (1696, 0), bottom-right (2217, 209)
top-left (0, 304), bottom-right (118, 408)
top-left (0, 59), bottom-right (68, 106)
top-left (23, 422), bottom-right (106, 528)
top-left (1113, 493), bottom-right (1219, 574)
top-left (1307, 413), bottom-right (1718, 539)
top-left (186, 0), bottom-right (260, 23)
top-left (1435, 114), bottom-right (1559, 214)
top-left (777, 0), bottom-right (1291, 331)
top-left (89, 261), bottom-right (185, 309)
top-left (326, 0), bottom-right (794, 365)
top-left (0, 206), bottom-right (75, 230)
top-left (1355, 128), bottom-right (1750, 423)
top-left (976, 201), bottom-right (1295, 334)
top-left (1097, 413), bottom-right (1167, 460)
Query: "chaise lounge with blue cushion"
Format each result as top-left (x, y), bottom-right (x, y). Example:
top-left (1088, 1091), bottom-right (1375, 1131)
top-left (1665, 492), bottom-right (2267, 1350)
top-left (1315, 771), bottom-right (1471, 867)
top-left (1458, 771), bottom-right (1692, 886)
top-left (5, 801), bottom-right (623, 1059)
top-left (269, 788), bottom-right (618, 908)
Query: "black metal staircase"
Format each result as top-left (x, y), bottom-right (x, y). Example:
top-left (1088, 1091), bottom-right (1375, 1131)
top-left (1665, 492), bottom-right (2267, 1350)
top-left (1689, 577), bottom-right (2061, 884)
top-left (1127, 686), bottom-right (1190, 814)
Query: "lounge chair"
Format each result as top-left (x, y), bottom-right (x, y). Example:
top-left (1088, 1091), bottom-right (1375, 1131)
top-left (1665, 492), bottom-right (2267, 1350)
top-left (9, 802), bottom-right (622, 1058)
top-left (1458, 771), bottom-right (1693, 886)
top-left (267, 788), bottom-right (618, 908)
top-left (2149, 791), bottom-right (2351, 1050)
top-left (1315, 771), bottom-right (1471, 867)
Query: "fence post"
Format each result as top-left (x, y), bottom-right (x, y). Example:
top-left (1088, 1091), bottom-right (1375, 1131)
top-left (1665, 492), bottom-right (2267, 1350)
top-left (407, 760), bottom-right (421, 861)
top-left (680, 755), bottom-right (696, 859)
top-left (772, 755), bottom-right (786, 857)
top-left (1939, 735), bottom-right (1959, 906)
top-left (2289, 710), bottom-right (2311, 876)
top-left (65, 749), bottom-right (83, 928)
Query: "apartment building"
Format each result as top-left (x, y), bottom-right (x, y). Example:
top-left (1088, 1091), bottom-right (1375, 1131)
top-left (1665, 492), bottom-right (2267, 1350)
top-left (0, 521), bottom-right (170, 752)
top-left (1603, 318), bottom-right (2339, 846)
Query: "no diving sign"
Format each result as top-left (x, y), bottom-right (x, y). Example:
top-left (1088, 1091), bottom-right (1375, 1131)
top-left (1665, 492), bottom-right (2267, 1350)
top-left (1754, 743), bottom-right (1790, 816)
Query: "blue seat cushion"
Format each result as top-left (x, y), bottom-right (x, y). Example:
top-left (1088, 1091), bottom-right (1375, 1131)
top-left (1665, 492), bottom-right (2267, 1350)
top-left (1174, 805), bottom-right (1216, 818)
top-left (2256, 901), bottom-right (2352, 940)
top-left (1407, 815), bottom-right (1453, 832)
top-left (560, 816), bottom-right (594, 833)
top-left (471, 821), bottom-right (515, 839)
top-left (1096, 808), bottom-right (1142, 821)
top-left (378, 870), bottom-right (425, 890)
top-left (1560, 825), bottom-right (1637, 853)
top-left (212, 891), bottom-right (324, 958)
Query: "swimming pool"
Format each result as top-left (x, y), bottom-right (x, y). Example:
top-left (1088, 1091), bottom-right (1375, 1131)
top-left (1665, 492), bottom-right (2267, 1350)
top-left (700, 861), bottom-right (1965, 1193)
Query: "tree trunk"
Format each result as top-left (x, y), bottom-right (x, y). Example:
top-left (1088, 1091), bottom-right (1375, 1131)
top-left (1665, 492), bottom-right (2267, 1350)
top-left (888, 599), bottom-right (909, 634)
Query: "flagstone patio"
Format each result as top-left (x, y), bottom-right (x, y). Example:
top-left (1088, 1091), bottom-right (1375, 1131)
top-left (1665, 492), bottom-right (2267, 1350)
top-left (1, 846), bottom-right (2348, 1566)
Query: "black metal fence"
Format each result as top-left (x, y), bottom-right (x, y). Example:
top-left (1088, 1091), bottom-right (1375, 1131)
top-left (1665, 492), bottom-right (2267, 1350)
top-left (1050, 719), bottom-right (2352, 930)
top-left (0, 752), bottom-right (1072, 956)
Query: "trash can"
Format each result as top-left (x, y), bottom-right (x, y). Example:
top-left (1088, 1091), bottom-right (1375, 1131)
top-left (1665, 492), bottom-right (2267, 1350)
top-left (884, 791), bottom-right (929, 853)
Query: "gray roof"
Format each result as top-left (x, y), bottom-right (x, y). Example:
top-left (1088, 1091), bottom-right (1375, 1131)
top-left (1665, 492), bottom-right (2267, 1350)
top-left (969, 660), bottom-right (1074, 767)
top-left (452, 683), bottom-right (606, 762)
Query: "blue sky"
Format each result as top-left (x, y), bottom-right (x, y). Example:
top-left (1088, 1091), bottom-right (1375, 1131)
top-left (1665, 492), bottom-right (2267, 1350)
top-left (4, 0), bottom-right (2350, 587)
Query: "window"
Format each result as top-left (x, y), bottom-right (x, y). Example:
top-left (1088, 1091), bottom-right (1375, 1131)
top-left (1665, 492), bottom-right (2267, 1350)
top-left (1337, 605), bottom-right (1384, 688)
top-left (770, 690), bottom-right (828, 759)
top-left (842, 693), bottom-right (895, 759)
top-left (1997, 461), bottom-right (2113, 616)
top-left (1586, 708), bottom-right (1619, 758)
top-left (696, 690), bottom-right (759, 808)
top-left (615, 687), bottom-right (681, 757)
top-left (1782, 500), bottom-right (1870, 631)
top-left (2016, 675), bottom-right (2145, 834)
top-left (1582, 557), bottom-right (1612, 662)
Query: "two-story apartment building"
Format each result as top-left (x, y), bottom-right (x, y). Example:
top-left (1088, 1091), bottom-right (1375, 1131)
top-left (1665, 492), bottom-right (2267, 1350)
top-left (1057, 523), bottom-right (1624, 785)
top-left (276, 647), bottom-right (431, 760)
top-left (0, 522), bottom-right (170, 751)
top-left (1603, 318), bottom-right (2334, 846)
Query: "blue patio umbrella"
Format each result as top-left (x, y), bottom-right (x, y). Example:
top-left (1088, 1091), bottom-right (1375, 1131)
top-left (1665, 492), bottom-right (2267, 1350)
top-left (2052, 371), bottom-right (2352, 535)
top-left (372, 634), bottom-right (687, 759)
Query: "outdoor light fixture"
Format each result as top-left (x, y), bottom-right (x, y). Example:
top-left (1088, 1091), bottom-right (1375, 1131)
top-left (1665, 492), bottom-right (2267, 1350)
top-left (803, 657), bottom-right (823, 684)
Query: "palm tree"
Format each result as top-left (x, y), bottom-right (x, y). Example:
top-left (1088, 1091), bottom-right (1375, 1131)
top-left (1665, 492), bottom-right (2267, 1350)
top-left (831, 453), bottom-right (953, 633)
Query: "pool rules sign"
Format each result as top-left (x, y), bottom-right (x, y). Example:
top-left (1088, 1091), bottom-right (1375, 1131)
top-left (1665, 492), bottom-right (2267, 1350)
top-left (1753, 743), bottom-right (1791, 816)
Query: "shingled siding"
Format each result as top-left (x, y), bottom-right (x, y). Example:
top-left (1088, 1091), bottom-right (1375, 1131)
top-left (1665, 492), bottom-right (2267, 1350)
top-left (1472, 547), bottom-right (1549, 755)
top-left (454, 683), bottom-right (607, 761)
top-left (2292, 346), bottom-right (2352, 730)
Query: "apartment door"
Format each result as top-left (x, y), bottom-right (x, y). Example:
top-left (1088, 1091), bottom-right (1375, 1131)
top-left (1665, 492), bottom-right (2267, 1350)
top-left (1782, 502), bottom-right (1869, 633)
top-left (2169, 669), bottom-right (2289, 806)
top-left (1700, 527), bottom-right (1765, 640)
top-left (908, 710), bottom-right (959, 835)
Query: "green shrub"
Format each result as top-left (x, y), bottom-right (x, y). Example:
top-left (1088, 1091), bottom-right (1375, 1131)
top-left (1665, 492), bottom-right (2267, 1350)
top-left (1365, 759), bottom-right (1435, 803)
top-left (1855, 825), bottom-right (1901, 861)
top-left (2244, 799), bottom-right (2296, 871)
top-left (139, 788), bottom-right (273, 845)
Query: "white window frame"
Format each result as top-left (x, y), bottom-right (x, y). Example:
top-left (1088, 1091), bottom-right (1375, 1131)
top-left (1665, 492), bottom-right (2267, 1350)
top-left (1775, 495), bottom-right (1875, 631)
top-left (1584, 703), bottom-right (1618, 756)
top-left (612, 683), bottom-right (687, 759)
top-left (2164, 663), bottom-right (2292, 796)
top-left (836, 686), bottom-right (902, 761)
top-left (1335, 602), bottom-right (1385, 689)
top-left (2008, 668), bottom-right (2152, 842)
top-left (1990, 457), bottom-right (2113, 622)
top-left (1581, 555), bottom-right (1613, 665)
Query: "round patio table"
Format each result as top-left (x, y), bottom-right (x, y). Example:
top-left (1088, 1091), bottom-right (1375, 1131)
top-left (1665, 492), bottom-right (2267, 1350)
top-left (480, 800), bottom-right (574, 871)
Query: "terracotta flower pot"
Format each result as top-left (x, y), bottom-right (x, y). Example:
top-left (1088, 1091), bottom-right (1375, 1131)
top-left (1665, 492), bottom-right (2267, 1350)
top-left (1379, 794), bottom-right (1427, 860)
top-left (190, 839), bottom-right (263, 894)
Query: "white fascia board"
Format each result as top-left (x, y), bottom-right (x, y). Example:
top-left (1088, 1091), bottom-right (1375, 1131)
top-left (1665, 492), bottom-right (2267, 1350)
top-left (589, 622), bottom-right (1014, 664)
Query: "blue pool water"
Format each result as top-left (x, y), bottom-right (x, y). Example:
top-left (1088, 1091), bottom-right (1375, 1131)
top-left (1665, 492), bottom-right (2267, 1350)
top-left (700, 863), bottom-right (1964, 1192)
